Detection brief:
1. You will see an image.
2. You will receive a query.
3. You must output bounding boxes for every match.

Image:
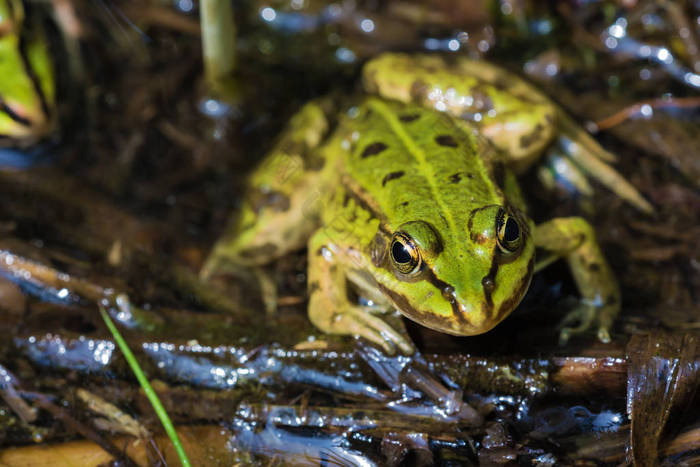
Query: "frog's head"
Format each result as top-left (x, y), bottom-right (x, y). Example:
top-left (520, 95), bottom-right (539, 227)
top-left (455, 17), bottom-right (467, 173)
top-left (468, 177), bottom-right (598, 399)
top-left (375, 205), bottom-right (534, 336)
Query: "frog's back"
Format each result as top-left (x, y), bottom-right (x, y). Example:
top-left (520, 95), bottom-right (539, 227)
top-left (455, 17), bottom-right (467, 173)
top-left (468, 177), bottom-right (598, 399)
top-left (341, 98), bottom-right (505, 235)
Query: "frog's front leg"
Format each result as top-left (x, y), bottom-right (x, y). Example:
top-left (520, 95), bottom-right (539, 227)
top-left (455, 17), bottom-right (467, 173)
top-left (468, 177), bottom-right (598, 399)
top-left (307, 229), bottom-right (414, 355)
top-left (534, 217), bottom-right (620, 344)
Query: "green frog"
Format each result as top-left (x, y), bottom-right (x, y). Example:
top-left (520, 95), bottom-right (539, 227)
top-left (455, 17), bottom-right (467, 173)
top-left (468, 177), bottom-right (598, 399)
top-left (203, 53), bottom-right (651, 354)
top-left (0, 0), bottom-right (55, 144)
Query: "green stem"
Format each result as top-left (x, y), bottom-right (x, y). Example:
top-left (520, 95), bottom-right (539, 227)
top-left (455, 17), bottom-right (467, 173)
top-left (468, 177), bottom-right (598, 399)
top-left (200, 0), bottom-right (236, 86)
top-left (99, 306), bottom-right (192, 467)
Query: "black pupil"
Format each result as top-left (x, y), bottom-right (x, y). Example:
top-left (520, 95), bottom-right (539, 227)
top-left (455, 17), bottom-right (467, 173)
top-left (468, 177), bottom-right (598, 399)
top-left (392, 241), bottom-right (413, 264)
top-left (504, 217), bottom-right (519, 243)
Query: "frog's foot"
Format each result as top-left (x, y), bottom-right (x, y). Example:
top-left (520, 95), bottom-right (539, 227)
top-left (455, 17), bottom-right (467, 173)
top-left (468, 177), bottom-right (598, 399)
top-left (309, 303), bottom-right (413, 355)
top-left (554, 110), bottom-right (654, 214)
top-left (558, 301), bottom-right (612, 345)
top-left (308, 232), bottom-right (414, 355)
top-left (535, 217), bottom-right (620, 345)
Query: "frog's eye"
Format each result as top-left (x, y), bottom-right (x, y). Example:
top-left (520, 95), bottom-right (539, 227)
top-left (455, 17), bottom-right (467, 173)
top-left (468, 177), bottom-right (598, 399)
top-left (496, 210), bottom-right (521, 253)
top-left (390, 231), bottom-right (422, 275)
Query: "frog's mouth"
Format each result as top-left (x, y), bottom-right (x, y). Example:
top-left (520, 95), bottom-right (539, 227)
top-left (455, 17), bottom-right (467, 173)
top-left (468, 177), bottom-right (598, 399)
top-left (374, 281), bottom-right (477, 336)
top-left (479, 255), bottom-right (535, 324)
top-left (377, 256), bottom-right (534, 336)
top-left (492, 256), bottom-right (535, 324)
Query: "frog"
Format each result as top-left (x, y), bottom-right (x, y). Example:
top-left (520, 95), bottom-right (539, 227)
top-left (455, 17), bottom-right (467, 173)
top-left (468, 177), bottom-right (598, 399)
top-left (202, 53), bottom-right (652, 354)
top-left (0, 0), bottom-right (56, 145)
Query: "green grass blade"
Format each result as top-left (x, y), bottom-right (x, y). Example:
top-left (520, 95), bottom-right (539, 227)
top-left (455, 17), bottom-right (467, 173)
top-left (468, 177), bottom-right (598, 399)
top-left (99, 305), bottom-right (192, 467)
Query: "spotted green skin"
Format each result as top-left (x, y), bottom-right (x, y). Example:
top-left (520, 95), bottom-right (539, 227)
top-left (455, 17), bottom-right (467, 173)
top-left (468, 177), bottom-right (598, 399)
top-left (0, 0), bottom-right (55, 143)
top-left (314, 97), bottom-right (535, 336)
top-left (362, 53), bottom-right (556, 173)
top-left (205, 53), bottom-right (626, 352)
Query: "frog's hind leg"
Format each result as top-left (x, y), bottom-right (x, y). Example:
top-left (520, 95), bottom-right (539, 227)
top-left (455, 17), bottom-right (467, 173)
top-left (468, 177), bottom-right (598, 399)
top-left (551, 110), bottom-right (654, 214)
top-left (307, 230), bottom-right (414, 355)
top-left (535, 217), bottom-right (621, 345)
top-left (201, 97), bottom-right (338, 278)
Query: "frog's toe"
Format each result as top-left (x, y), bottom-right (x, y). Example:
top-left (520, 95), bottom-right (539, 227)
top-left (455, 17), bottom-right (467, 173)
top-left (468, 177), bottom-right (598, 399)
top-left (538, 153), bottom-right (594, 200)
top-left (553, 139), bottom-right (653, 214)
top-left (596, 326), bottom-right (611, 344)
top-left (359, 304), bottom-right (393, 315)
top-left (558, 299), bottom-right (616, 345)
top-left (558, 303), bottom-right (597, 345)
top-left (552, 111), bottom-right (654, 214)
top-left (343, 308), bottom-right (414, 355)
top-left (596, 308), bottom-right (615, 342)
top-left (339, 312), bottom-right (393, 354)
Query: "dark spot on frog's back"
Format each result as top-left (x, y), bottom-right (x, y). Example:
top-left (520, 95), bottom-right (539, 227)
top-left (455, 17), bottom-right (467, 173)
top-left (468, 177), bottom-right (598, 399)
top-left (491, 76), bottom-right (510, 92)
top-left (251, 189), bottom-right (290, 213)
top-left (519, 123), bottom-right (544, 149)
top-left (470, 88), bottom-right (494, 111)
top-left (399, 113), bottom-right (420, 122)
top-left (308, 281), bottom-right (320, 295)
top-left (382, 171), bottom-right (405, 186)
top-left (435, 135), bottom-right (458, 148)
top-left (363, 68), bottom-right (378, 93)
top-left (305, 152), bottom-right (325, 171)
top-left (449, 173), bottom-right (461, 184)
top-left (410, 80), bottom-right (428, 101)
top-left (361, 142), bottom-right (388, 158)
top-left (279, 140), bottom-right (306, 158)
top-left (238, 243), bottom-right (278, 259)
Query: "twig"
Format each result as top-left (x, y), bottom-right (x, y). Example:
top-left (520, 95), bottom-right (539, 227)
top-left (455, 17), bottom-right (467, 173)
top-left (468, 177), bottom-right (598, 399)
top-left (25, 391), bottom-right (140, 466)
top-left (594, 96), bottom-right (700, 131)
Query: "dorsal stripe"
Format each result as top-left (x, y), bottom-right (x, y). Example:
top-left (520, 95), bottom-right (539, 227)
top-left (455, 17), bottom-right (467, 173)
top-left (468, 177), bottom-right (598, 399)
top-left (368, 99), bottom-right (460, 239)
